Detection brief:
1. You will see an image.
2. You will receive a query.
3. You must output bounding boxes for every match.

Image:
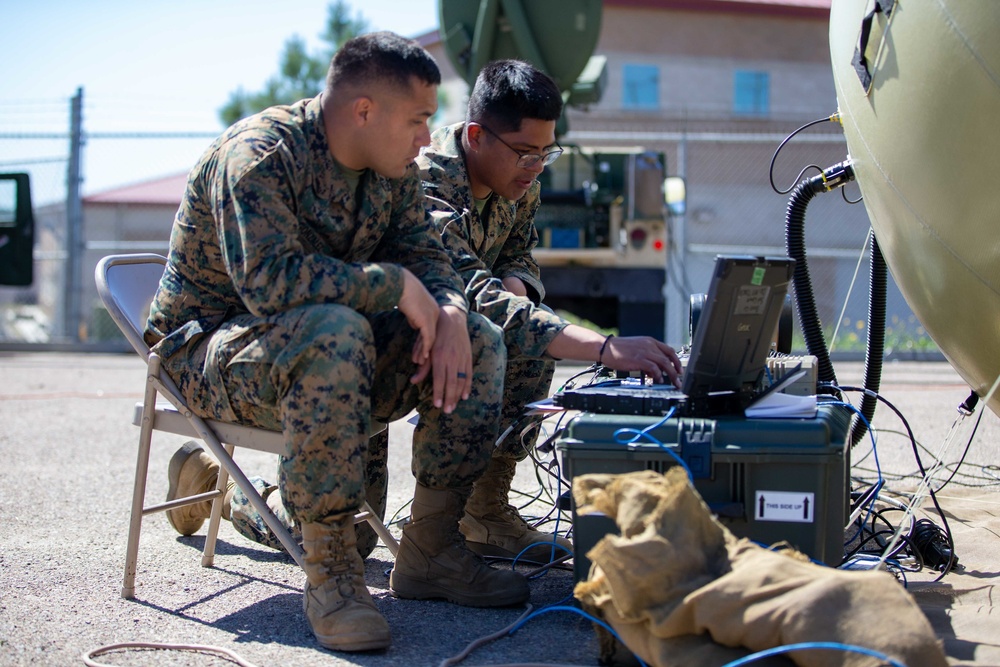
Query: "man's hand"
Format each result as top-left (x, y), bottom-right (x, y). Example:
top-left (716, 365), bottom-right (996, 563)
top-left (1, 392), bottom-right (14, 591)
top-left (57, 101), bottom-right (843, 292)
top-left (410, 305), bottom-right (472, 413)
top-left (548, 324), bottom-right (684, 387)
top-left (599, 335), bottom-right (684, 388)
top-left (398, 268), bottom-right (439, 366)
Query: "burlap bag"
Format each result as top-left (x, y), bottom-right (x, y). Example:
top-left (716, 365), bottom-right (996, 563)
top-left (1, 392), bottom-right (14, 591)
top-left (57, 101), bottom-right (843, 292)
top-left (573, 468), bottom-right (948, 667)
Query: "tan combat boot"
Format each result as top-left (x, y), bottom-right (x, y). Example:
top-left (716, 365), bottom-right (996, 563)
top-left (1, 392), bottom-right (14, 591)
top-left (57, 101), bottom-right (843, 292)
top-left (166, 441), bottom-right (234, 535)
top-left (301, 514), bottom-right (390, 652)
top-left (389, 484), bottom-right (529, 607)
top-left (460, 456), bottom-right (573, 563)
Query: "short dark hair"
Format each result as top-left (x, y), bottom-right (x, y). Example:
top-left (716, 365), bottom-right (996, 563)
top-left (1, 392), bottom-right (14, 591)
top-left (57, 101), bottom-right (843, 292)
top-left (326, 31), bottom-right (441, 92)
top-left (466, 60), bottom-right (563, 133)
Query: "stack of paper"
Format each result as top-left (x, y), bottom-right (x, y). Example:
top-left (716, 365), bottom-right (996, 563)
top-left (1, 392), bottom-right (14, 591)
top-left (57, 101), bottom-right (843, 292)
top-left (745, 390), bottom-right (817, 418)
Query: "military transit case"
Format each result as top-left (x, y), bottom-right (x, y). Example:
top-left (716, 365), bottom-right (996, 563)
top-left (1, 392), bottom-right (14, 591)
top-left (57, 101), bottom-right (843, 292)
top-left (555, 403), bottom-right (850, 581)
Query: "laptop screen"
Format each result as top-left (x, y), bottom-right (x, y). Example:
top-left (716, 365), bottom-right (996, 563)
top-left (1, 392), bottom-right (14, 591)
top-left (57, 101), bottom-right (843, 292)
top-left (681, 255), bottom-right (795, 400)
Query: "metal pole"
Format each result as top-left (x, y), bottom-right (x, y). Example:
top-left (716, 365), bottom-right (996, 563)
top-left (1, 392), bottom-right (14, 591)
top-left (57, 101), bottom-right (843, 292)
top-left (665, 133), bottom-right (688, 346)
top-left (64, 87), bottom-right (84, 341)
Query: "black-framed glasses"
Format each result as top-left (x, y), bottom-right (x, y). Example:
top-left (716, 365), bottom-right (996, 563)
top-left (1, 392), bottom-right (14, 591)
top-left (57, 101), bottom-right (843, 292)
top-left (477, 124), bottom-right (563, 169)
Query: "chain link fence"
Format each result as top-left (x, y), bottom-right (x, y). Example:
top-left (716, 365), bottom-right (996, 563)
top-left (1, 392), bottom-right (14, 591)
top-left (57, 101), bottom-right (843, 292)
top-left (0, 91), bottom-right (213, 347)
top-left (565, 123), bottom-right (934, 357)
top-left (1, 106), bottom-right (934, 357)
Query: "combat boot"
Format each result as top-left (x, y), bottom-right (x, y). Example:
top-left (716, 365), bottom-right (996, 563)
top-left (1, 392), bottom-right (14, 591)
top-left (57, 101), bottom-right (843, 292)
top-left (460, 456), bottom-right (573, 563)
top-left (166, 441), bottom-right (234, 535)
top-left (301, 514), bottom-right (390, 651)
top-left (389, 484), bottom-right (529, 607)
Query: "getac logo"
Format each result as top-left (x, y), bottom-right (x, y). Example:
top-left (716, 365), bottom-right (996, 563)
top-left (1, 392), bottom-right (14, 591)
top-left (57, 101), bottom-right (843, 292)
top-left (738, 323), bottom-right (751, 332)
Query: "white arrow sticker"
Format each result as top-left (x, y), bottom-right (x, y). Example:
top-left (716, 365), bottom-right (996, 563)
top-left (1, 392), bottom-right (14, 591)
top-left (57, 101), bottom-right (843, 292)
top-left (755, 490), bottom-right (815, 523)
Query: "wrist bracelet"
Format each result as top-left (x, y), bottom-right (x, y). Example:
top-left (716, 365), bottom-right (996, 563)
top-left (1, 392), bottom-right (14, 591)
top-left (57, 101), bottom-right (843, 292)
top-left (598, 334), bottom-right (615, 365)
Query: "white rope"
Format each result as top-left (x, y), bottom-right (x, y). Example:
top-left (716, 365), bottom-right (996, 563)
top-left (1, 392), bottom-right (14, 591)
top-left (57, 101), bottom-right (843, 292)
top-left (83, 642), bottom-right (261, 667)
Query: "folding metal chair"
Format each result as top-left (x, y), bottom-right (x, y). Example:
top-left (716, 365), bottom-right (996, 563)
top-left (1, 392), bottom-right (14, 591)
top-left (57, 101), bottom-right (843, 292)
top-left (95, 253), bottom-right (398, 599)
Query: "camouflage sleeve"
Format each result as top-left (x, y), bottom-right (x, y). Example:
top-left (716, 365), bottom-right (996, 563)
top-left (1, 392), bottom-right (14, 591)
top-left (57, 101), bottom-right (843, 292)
top-left (491, 183), bottom-right (546, 303)
top-left (214, 137), bottom-right (404, 317)
top-left (375, 167), bottom-right (467, 312)
top-left (427, 196), bottom-right (567, 359)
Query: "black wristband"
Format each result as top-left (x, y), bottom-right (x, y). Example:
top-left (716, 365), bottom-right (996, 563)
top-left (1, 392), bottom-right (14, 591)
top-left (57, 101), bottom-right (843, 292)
top-left (598, 334), bottom-right (615, 365)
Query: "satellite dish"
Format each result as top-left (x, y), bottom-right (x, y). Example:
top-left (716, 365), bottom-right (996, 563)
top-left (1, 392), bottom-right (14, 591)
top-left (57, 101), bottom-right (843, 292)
top-left (438, 0), bottom-right (605, 106)
top-left (830, 1), bottom-right (1000, 415)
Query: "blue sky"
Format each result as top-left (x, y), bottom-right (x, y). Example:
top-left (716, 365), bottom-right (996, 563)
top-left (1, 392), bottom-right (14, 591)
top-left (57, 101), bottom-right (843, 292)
top-left (1, 1), bottom-right (439, 200)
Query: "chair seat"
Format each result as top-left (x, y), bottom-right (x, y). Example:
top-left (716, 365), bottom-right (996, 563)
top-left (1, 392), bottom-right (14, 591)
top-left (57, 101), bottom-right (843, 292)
top-left (132, 402), bottom-right (388, 456)
top-left (133, 402), bottom-right (285, 454)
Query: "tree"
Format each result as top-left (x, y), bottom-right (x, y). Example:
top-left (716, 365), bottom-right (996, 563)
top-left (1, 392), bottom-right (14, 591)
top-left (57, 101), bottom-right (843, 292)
top-left (219, 1), bottom-right (370, 127)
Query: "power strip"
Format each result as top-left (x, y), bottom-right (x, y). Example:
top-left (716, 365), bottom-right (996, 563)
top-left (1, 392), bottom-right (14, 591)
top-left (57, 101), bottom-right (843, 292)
top-left (766, 355), bottom-right (818, 395)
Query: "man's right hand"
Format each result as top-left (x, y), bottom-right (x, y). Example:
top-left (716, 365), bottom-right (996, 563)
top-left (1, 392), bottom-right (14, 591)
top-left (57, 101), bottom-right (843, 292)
top-left (547, 324), bottom-right (684, 387)
top-left (398, 268), bottom-right (439, 366)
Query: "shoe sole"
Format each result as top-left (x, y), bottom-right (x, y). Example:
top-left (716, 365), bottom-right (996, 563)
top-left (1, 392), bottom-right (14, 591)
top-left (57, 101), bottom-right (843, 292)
top-left (388, 571), bottom-right (529, 607)
top-left (165, 440), bottom-right (206, 535)
top-left (315, 632), bottom-right (391, 652)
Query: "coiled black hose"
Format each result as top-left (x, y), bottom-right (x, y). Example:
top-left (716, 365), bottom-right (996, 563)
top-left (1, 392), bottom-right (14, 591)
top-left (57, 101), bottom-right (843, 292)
top-left (784, 177), bottom-right (840, 395)
top-left (785, 161), bottom-right (887, 448)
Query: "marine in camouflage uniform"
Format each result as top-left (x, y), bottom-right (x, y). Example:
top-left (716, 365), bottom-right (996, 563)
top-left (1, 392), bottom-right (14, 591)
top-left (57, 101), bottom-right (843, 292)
top-left (417, 118), bottom-right (575, 562)
top-left (150, 34), bottom-right (531, 651)
top-left (414, 61), bottom-right (682, 565)
top-left (418, 122), bottom-right (569, 453)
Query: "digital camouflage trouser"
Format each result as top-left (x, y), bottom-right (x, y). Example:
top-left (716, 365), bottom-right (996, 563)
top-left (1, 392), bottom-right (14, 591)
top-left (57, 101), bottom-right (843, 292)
top-left (162, 304), bottom-right (505, 535)
top-left (495, 355), bottom-right (555, 461)
top-left (227, 428), bottom-right (388, 555)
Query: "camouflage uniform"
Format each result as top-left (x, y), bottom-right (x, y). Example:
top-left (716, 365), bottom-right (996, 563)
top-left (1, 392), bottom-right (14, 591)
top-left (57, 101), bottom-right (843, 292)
top-left (417, 123), bottom-right (570, 460)
top-left (146, 98), bottom-right (504, 540)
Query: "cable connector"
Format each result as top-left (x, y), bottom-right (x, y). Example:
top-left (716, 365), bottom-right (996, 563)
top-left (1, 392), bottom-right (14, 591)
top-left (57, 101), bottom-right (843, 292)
top-left (957, 390), bottom-right (979, 416)
top-left (808, 159), bottom-right (855, 193)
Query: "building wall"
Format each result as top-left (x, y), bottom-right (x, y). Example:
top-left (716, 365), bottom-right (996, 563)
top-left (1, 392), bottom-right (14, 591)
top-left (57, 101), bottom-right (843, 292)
top-left (555, 4), bottom-right (899, 345)
top-left (570, 4), bottom-right (836, 127)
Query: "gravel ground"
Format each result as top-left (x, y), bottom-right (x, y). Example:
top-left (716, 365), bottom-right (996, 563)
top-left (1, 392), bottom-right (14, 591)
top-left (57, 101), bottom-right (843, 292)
top-left (1, 353), bottom-right (997, 667)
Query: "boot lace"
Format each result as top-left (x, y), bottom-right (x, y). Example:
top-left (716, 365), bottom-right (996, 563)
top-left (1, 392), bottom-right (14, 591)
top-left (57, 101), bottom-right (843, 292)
top-left (310, 530), bottom-right (361, 597)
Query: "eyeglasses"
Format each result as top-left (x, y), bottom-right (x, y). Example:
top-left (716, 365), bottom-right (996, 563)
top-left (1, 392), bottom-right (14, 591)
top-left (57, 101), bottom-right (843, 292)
top-left (477, 124), bottom-right (563, 169)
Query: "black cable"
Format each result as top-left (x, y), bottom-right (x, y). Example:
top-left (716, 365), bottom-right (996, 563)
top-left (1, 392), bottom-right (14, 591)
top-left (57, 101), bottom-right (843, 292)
top-left (834, 385), bottom-right (959, 578)
top-left (769, 114), bottom-right (841, 194)
top-left (842, 185), bottom-right (863, 205)
top-left (935, 391), bottom-right (985, 493)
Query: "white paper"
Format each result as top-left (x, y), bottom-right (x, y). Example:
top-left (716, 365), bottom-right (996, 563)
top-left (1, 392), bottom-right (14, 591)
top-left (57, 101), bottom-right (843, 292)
top-left (745, 390), bottom-right (817, 418)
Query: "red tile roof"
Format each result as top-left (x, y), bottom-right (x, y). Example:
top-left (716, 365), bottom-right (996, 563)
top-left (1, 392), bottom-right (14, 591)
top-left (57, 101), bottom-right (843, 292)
top-left (604, 0), bottom-right (830, 18)
top-left (84, 172), bottom-right (188, 206)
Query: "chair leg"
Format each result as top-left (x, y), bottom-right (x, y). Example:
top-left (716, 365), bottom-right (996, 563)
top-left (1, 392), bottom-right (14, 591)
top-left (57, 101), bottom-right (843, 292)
top-left (202, 443), bottom-right (234, 567)
top-left (185, 423), bottom-right (305, 567)
top-left (357, 501), bottom-right (399, 556)
top-left (122, 372), bottom-right (160, 599)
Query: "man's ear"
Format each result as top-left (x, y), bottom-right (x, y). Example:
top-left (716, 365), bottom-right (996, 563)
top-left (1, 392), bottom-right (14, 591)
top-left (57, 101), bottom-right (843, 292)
top-left (352, 96), bottom-right (374, 126)
top-left (465, 123), bottom-right (484, 151)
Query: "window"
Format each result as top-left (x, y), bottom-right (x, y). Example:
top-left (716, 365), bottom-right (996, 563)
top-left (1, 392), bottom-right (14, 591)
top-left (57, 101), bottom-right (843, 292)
top-left (622, 64), bottom-right (659, 110)
top-left (734, 70), bottom-right (770, 116)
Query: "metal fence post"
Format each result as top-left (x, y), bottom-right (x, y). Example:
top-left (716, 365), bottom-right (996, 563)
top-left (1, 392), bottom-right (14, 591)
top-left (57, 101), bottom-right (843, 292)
top-left (64, 87), bottom-right (84, 341)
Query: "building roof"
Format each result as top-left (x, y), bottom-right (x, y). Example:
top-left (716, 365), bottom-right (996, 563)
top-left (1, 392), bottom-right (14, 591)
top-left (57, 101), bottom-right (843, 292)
top-left (83, 172), bottom-right (187, 206)
top-left (605, 0), bottom-right (830, 18)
